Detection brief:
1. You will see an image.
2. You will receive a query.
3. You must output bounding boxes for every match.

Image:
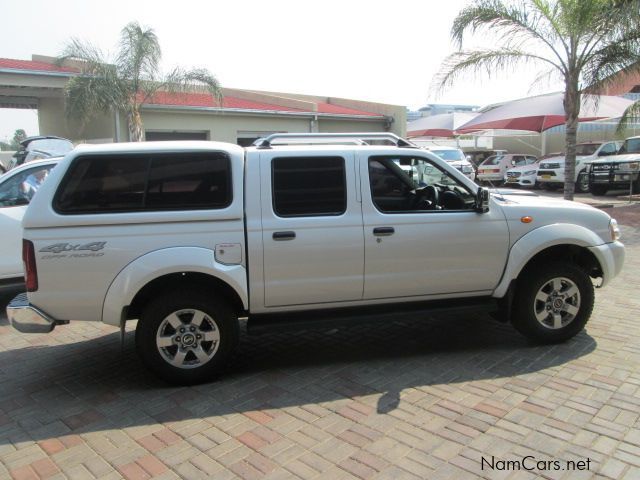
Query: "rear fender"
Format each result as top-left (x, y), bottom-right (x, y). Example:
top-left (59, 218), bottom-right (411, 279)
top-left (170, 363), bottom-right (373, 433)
top-left (102, 247), bottom-right (247, 326)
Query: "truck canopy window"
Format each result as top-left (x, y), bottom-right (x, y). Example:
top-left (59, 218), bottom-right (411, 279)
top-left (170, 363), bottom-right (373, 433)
top-left (54, 152), bottom-right (231, 214)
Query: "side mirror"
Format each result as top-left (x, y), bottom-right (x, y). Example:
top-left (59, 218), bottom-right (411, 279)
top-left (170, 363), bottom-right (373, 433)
top-left (475, 187), bottom-right (490, 213)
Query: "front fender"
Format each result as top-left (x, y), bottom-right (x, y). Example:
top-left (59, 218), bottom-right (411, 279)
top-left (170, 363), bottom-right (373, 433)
top-left (493, 223), bottom-right (606, 298)
top-left (102, 247), bottom-right (248, 326)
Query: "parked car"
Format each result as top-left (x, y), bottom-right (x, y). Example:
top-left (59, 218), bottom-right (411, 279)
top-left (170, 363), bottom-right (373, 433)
top-left (503, 158), bottom-right (541, 188)
top-left (426, 146), bottom-right (476, 180)
top-left (588, 136), bottom-right (640, 196)
top-left (464, 149), bottom-right (508, 169)
top-left (9, 136), bottom-right (73, 170)
top-left (536, 141), bottom-right (621, 193)
top-left (477, 154), bottom-right (538, 185)
top-left (6, 134), bottom-right (625, 384)
top-left (0, 158), bottom-right (60, 292)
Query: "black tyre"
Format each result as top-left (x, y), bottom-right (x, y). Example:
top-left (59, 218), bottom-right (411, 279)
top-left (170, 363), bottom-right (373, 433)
top-left (135, 289), bottom-right (239, 384)
top-left (575, 171), bottom-right (590, 193)
top-left (512, 263), bottom-right (594, 343)
top-left (590, 184), bottom-right (608, 196)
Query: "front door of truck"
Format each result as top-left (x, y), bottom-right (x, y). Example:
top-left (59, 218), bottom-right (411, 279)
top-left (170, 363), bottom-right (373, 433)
top-left (361, 153), bottom-right (509, 299)
top-left (260, 150), bottom-right (364, 307)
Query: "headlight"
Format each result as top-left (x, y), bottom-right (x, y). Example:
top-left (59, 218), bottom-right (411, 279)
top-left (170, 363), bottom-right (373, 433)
top-left (523, 170), bottom-right (537, 176)
top-left (617, 162), bottom-right (639, 172)
top-left (610, 218), bottom-right (621, 241)
top-left (462, 165), bottom-right (474, 173)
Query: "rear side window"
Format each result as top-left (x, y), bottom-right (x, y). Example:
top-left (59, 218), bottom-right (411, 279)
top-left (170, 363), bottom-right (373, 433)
top-left (54, 152), bottom-right (231, 214)
top-left (272, 156), bottom-right (346, 217)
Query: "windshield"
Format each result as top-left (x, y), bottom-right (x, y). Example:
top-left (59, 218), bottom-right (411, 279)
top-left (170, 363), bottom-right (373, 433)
top-left (431, 149), bottom-right (465, 161)
top-left (575, 144), bottom-right (599, 156)
top-left (26, 138), bottom-right (74, 157)
top-left (620, 138), bottom-right (640, 154)
top-left (482, 155), bottom-right (505, 166)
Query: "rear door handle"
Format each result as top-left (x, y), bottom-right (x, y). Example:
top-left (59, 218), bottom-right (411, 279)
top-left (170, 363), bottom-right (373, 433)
top-left (373, 227), bottom-right (395, 236)
top-left (273, 231), bottom-right (296, 241)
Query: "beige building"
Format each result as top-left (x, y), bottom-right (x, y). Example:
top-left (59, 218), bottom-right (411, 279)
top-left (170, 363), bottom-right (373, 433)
top-left (0, 55), bottom-right (406, 145)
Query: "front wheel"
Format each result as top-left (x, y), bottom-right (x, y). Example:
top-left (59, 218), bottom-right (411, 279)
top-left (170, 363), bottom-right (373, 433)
top-left (575, 171), bottom-right (590, 193)
top-left (136, 290), bottom-right (239, 384)
top-left (512, 263), bottom-right (594, 343)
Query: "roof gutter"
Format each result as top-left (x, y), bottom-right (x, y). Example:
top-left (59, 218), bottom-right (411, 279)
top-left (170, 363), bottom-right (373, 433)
top-left (0, 68), bottom-right (76, 78)
top-left (140, 103), bottom-right (385, 120)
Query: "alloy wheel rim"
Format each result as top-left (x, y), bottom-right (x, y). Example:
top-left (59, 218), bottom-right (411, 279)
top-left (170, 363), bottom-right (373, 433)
top-left (533, 277), bottom-right (581, 330)
top-left (155, 309), bottom-right (220, 369)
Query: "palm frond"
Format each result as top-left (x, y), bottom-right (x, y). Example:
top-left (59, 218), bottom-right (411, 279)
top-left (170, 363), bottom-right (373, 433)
top-left (451, 0), bottom-right (567, 68)
top-left (139, 67), bottom-right (223, 105)
top-left (582, 30), bottom-right (640, 92)
top-left (616, 100), bottom-right (640, 134)
top-left (528, 66), bottom-right (563, 94)
top-left (116, 21), bottom-right (161, 83)
top-left (64, 74), bottom-right (127, 125)
top-left (56, 38), bottom-right (108, 74)
top-left (432, 48), bottom-right (560, 94)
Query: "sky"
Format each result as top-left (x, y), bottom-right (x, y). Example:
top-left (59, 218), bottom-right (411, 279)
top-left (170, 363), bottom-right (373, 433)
top-left (0, 0), bottom-right (564, 142)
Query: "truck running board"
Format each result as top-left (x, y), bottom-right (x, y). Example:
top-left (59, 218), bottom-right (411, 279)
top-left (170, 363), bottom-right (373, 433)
top-left (247, 297), bottom-right (498, 335)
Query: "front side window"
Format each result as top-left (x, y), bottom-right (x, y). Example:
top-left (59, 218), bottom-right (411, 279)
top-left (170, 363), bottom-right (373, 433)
top-left (369, 156), bottom-right (474, 213)
top-left (0, 164), bottom-right (55, 207)
top-left (576, 144), bottom-right (599, 156)
top-left (272, 156), bottom-right (346, 217)
top-left (55, 152), bottom-right (231, 214)
top-left (599, 143), bottom-right (618, 155)
top-left (482, 155), bottom-right (505, 166)
top-left (431, 149), bottom-right (465, 161)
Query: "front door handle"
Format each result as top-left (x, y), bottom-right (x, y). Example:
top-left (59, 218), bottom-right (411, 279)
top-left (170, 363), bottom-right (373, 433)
top-left (273, 231), bottom-right (296, 241)
top-left (373, 227), bottom-right (395, 236)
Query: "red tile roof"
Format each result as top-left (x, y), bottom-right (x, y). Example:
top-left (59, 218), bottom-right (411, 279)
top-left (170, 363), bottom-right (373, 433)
top-left (0, 57), bottom-right (383, 117)
top-left (316, 102), bottom-right (381, 117)
top-left (0, 57), bottom-right (78, 73)
top-left (143, 92), bottom-right (382, 116)
top-left (141, 91), bottom-right (302, 112)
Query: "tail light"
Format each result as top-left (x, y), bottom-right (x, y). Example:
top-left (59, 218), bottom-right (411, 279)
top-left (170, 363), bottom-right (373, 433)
top-left (23, 239), bottom-right (38, 292)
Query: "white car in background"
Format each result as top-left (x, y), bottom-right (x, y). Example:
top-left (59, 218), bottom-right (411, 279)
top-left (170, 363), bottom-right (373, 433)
top-left (0, 158), bottom-right (60, 292)
top-left (504, 158), bottom-right (541, 188)
top-left (426, 146), bottom-right (476, 181)
top-left (477, 154), bottom-right (537, 185)
top-left (536, 141), bottom-right (621, 193)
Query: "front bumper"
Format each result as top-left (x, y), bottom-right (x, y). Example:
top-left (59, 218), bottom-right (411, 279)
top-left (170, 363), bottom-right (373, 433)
top-left (505, 175), bottom-right (537, 187)
top-left (6, 293), bottom-right (59, 333)
top-left (588, 241), bottom-right (625, 288)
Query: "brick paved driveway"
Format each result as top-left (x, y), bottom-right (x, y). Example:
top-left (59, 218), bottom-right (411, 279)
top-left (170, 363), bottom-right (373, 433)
top-left (1, 206), bottom-right (639, 480)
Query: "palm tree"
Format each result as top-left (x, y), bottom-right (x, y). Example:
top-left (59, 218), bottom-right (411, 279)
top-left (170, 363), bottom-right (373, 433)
top-left (58, 22), bottom-right (222, 142)
top-left (435, 0), bottom-right (640, 200)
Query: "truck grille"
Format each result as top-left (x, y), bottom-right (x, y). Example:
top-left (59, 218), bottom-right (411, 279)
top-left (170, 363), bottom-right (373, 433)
top-left (591, 163), bottom-right (616, 171)
top-left (540, 162), bottom-right (561, 169)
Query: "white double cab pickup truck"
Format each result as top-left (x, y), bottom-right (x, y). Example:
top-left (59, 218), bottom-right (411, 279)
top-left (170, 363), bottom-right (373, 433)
top-left (7, 133), bottom-right (625, 384)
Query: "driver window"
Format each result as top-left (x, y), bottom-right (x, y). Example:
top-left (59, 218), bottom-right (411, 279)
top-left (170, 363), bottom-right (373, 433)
top-left (368, 156), bottom-right (474, 213)
top-left (0, 165), bottom-right (54, 208)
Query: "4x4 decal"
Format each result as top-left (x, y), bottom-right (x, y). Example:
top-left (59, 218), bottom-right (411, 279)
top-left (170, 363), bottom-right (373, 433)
top-left (40, 242), bottom-right (107, 254)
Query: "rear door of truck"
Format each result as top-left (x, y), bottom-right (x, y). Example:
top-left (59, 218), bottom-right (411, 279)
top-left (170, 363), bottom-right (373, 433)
top-left (250, 147), bottom-right (364, 308)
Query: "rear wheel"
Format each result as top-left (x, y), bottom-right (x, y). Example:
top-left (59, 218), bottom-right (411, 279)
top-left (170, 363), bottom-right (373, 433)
top-left (136, 290), bottom-right (239, 384)
top-left (575, 171), bottom-right (589, 193)
top-left (512, 263), bottom-right (594, 343)
top-left (590, 184), bottom-right (608, 196)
